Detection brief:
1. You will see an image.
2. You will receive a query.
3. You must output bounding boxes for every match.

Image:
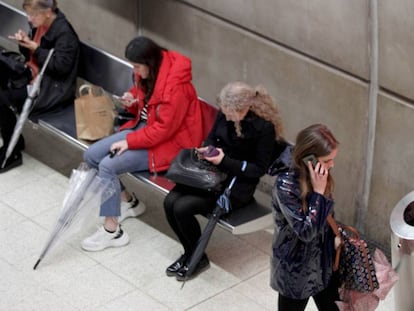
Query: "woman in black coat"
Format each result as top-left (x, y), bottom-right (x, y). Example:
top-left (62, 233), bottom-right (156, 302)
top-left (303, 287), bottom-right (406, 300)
top-left (164, 81), bottom-right (284, 281)
top-left (270, 124), bottom-right (340, 311)
top-left (0, 0), bottom-right (79, 173)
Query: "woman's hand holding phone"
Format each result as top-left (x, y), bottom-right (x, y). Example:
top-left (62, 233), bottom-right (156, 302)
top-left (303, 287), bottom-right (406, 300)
top-left (303, 155), bottom-right (328, 195)
top-left (118, 92), bottom-right (138, 107)
top-left (196, 146), bottom-right (224, 165)
top-left (9, 30), bottom-right (26, 41)
top-left (9, 30), bottom-right (37, 51)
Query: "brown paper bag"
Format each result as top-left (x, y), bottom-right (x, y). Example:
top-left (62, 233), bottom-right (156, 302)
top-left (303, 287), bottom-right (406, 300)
top-left (75, 84), bottom-right (116, 141)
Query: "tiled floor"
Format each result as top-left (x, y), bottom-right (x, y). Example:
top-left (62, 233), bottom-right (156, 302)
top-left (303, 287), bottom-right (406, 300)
top-left (0, 153), bottom-right (396, 310)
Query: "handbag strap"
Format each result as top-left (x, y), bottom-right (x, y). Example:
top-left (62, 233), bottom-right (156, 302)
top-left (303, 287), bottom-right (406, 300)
top-left (327, 215), bottom-right (362, 271)
top-left (79, 84), bottom-right (93, 96)
top-left (327, 214), bottom-right (342, 272)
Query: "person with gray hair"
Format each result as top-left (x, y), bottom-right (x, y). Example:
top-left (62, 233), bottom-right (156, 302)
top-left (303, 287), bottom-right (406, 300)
top-left (164, 81), bottom-right (284, 281)
top-left (0, 0), bottom-right (79, 173)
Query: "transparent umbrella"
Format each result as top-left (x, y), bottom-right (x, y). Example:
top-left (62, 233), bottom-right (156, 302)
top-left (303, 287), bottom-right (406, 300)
top-left (33, 163), bottom-right (115, 270)
top-left (1, 48), bottom-right (54, 169)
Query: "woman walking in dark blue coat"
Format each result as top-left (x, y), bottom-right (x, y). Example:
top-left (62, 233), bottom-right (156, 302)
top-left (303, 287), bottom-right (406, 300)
top-left (270, 124), bottom-right (340, 311)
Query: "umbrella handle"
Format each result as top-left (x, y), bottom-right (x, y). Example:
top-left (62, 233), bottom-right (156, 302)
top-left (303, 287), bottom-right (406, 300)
top-left (227, 161), bottom-right (247, 191)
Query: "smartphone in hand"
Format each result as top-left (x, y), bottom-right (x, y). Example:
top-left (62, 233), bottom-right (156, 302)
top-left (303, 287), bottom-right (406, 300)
top-left (302, 154), bottom-right (318, 168)
top-left (198, 145), bottom-right (219, 158)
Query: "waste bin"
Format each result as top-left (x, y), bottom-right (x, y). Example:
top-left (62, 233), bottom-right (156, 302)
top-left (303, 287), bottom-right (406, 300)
top-left (390, 191), bottom-right (414, 311)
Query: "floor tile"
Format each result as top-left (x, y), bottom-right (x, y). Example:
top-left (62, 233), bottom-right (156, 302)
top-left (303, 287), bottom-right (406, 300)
top-left (0, 200), bottom-right (27, 231)
top-left (90, 290), bottom-right (170, 311)
top-left (1, 177), bottom-right (65, 218)
top-left (1, 153), bottom-right (397, 311)
top-left (44, 264), bottom-right (136, 310)
top-left (188, 288), bottom-right (270, 311)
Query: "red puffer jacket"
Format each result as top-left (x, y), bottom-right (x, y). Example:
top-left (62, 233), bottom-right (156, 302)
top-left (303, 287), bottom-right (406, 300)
top-left (120, 50), bottom-right (205, 173)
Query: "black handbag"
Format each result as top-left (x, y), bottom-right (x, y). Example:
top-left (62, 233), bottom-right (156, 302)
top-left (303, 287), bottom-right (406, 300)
top-left (166, 148), bottom-right (227, 191)
top-left (0, 50), bottom-right (32, 89)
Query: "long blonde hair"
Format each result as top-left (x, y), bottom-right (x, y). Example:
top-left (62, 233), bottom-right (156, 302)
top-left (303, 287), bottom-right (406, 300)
top-left (216, 81), bottom-right (284, 140)
top-left (292, 124), bottom-right (339, 211)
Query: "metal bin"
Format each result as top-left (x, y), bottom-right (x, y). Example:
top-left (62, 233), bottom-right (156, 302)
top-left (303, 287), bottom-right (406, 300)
top-left (390, 191), bottom-right (414, 311)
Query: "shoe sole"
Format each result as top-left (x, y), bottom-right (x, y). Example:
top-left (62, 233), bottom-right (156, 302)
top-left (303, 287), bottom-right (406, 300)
top-left (81, 234), bottom-right (130, 252)
top-left (176, 262), bottom-right (210, 282)
top-left (166, 270), bottom-right (177, 277)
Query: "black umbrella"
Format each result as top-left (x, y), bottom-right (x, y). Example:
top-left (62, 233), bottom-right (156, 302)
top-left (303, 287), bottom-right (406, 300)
top-left (181, 161), bottom-right (247, 287)
top-left (1, 48), bottom-right (54, 169)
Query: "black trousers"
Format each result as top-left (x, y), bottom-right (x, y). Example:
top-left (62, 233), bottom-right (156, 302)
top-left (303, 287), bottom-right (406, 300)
top-left (163, 184), bottom-right (218, 256)
top-left (278, 272), bottom-right (340, 311)
top-left (0, 87), bottom-right (27, 154)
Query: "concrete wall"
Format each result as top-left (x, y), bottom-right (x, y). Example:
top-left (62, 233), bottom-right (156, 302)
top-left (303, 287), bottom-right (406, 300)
top-left (2, 0), bottom-right (138, 57)
top-left (137, 0), bottom-right (414, 249)
top-left (4, 0), bottom-right (414, 249)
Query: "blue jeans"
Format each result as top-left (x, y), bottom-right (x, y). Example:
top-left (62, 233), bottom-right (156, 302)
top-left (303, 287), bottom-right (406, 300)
top-left (83, 122), bottom-right (148, 217)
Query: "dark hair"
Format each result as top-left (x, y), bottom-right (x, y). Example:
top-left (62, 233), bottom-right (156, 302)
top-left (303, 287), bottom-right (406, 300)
top-left (125, 36), bottom-right (165, 103)
top-left (23, 0), bottom-right (57, 11)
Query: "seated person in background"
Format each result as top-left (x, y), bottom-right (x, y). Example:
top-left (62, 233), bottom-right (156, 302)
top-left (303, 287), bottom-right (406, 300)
top-left (81, 36), bottom-right (205, 252)
top-left (270, 124), bottom-right (340, 311)
top-left (164, 81), bottom-right (284, 281)
top-left (0, 0), bottom-right (79, 173)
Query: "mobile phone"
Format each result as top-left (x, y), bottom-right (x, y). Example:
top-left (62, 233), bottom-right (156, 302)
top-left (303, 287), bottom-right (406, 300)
top-left (199, 145), bottom-right (219, 157)
top-left (8, 35), bottom-right (24, 43)
top-left (302, 154), bottom-right (318, 168)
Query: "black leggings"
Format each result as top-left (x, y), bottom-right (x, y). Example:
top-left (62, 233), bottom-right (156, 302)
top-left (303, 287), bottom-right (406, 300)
top-left (163, 184), bottom-right (218, 256)
top-left (0, 87), bottom-right (27, 153)
top-left (278, 273), bottom-right (340, 311)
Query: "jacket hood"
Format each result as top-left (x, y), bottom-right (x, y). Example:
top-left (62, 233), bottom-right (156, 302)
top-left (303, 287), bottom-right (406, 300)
top-left (148, 50), bottom-right (192, 105)
top-left (268, 142), bottom-right (293, 176)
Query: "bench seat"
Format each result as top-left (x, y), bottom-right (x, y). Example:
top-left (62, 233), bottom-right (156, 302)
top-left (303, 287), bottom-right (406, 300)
top-left (133, 171), bottom-right (273, 235)
top-left (1, 0), bottom-right (273, 235)
top-left (22, 111), bottom-right (274, 235)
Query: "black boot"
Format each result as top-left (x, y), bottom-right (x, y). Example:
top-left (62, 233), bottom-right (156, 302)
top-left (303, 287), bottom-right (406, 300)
top-left (0, 151), bottom-right (22, 173)
top-left (166, 254), bottom-right (188, 277)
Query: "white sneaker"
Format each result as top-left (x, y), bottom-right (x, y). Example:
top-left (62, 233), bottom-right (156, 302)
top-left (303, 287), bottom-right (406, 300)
top-left (81, 225), bottom-right (129, 252)
top-left (119, 194), bottom-right (146, 223)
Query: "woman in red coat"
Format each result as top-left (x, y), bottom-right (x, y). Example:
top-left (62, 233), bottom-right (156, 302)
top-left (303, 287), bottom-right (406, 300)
top-left (81, 36), bottom-right (204, 252)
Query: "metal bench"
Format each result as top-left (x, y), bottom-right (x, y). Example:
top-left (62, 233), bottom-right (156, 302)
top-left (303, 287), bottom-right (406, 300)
top-left (1, 1), bottom-right (274, 235)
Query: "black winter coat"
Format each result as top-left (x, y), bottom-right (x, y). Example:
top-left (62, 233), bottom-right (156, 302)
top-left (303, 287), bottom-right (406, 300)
top-left (204, 111), bottom-right (276, 208)
top-left (269, 148), bottom-right (336, 300)
top-left (21, 9), bottom-right (79, 119)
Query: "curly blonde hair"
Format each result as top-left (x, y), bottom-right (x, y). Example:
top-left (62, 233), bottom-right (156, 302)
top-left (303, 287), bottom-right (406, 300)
top-left (216, 81), bottom-right (284, 140)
